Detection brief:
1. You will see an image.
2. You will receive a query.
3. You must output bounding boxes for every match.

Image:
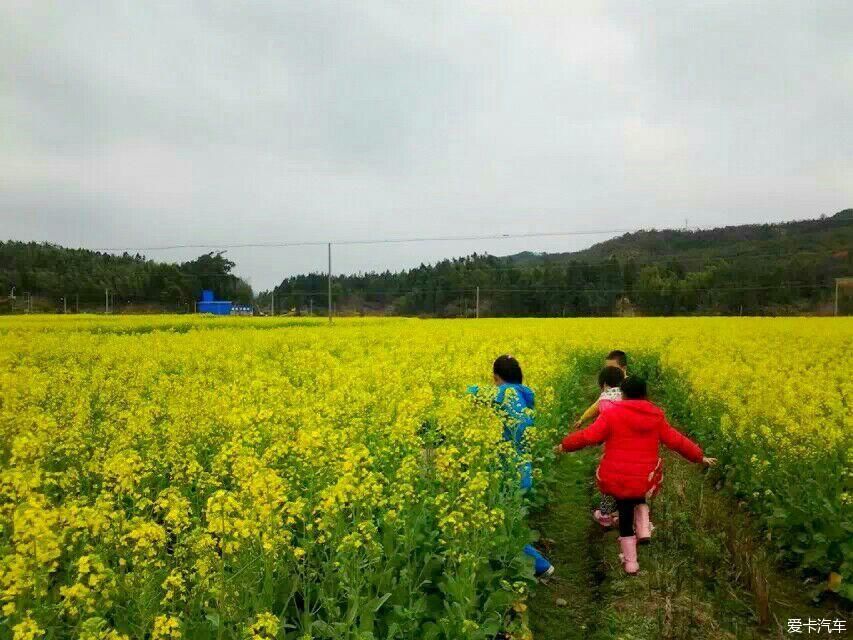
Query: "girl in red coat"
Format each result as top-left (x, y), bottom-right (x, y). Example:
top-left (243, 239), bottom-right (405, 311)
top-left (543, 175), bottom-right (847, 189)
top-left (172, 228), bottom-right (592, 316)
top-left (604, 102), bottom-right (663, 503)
top-left (556, 376), bottom-right (716, 574)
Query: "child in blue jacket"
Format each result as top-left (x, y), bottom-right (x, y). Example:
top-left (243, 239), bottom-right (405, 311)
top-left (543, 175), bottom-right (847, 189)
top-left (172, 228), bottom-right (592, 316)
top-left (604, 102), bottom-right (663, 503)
top-left (469, 355), bottom-right (554, 578)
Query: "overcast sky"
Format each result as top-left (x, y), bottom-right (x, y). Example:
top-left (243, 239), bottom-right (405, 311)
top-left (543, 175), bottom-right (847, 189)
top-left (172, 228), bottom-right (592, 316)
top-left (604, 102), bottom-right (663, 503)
top-left (2, 1), bottom-right (851, 289)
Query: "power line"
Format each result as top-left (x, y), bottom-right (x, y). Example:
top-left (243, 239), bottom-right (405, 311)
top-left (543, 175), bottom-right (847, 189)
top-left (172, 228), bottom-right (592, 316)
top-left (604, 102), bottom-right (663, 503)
top-left (267, 282), bottom-right (834, 297)
top-left (83, 216), bottom-right (853, 253)
top-left (17, 267), bottom-right (245, 278)
top-left (88, 227), bottom-right (650, 252)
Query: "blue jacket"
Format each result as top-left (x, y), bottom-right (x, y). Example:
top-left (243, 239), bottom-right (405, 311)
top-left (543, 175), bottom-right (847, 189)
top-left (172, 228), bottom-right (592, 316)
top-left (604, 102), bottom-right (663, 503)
top-left (495, 383), bottom-right (535, 451)
top-left (469, 383), bottom-right (536, 453)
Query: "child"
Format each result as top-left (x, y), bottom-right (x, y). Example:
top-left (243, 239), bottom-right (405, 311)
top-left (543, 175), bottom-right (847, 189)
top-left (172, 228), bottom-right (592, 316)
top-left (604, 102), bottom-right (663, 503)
top-left (556, 377), bottom-right (716, 574)
top-left (573, 350), bottom-right (628, 430)
top-left (590, 365), bottom-right (625, 528)
top-left (572, 350), bottom-right (629, 529)
top-left (469, 355), bottom-right (555, 578)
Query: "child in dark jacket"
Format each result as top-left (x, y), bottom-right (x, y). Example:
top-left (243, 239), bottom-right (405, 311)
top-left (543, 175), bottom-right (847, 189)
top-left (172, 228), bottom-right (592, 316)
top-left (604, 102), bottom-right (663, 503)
top-left (556, 377), bottom-right (716, 574)
top-left (589, 365), bottom-right (626, 529)
top-left (572, 350), bottom-right (629, 527)
top-left (572, 350), bottom-right (629, 429)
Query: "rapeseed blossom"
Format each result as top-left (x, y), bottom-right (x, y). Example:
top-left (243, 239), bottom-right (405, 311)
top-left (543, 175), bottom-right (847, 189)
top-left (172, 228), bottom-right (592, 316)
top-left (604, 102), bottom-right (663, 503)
top-left (0, 315), bottom-right (849, 635)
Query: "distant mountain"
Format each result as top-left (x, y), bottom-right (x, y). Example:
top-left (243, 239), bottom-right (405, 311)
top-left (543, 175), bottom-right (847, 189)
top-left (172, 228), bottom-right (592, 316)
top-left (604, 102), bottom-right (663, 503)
top-left (506, 209), bottom-right (853, 266)
top-left (267, 210), bottom-right (852, 317)
top-left (0, 242), bottom-right (253, 313)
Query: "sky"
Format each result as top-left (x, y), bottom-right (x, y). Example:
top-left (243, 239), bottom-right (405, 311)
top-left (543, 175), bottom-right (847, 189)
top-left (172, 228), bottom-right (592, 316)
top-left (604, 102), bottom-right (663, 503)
top-left (2, 1), bottom-right (851, 290)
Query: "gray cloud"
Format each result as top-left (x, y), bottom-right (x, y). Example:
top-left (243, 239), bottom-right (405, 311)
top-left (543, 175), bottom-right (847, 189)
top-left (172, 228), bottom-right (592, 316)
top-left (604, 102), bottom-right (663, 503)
top-left (2, 1), bottom-right (851, 289)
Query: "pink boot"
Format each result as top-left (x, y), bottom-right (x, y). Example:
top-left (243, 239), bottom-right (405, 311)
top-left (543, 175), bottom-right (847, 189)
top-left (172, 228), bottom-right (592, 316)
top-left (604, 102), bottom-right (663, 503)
top-left (618, 536), bottom-right (640, 575)
top-left (634, 504), bottom-right (654, 544)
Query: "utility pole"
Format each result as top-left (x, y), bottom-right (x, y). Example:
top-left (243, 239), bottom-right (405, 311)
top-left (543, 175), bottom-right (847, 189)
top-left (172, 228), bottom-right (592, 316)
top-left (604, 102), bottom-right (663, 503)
top-left (105, 289), bottom-right (109, 314)
top-left (835, 278), bottom-right (853, 316)
top-left (76, 293), bottom-right (79, 313)
top-left (309, 298), bottom-right (313, 316)
top-left (63, 296), bottom-right (67, 314)
top-left (271, 289), bottom-right (275, 316)
top-left (475, 286), bottom-right (480, 319)
top-left (25, 292), bottom-right (31, 313)
top-left (327, 242), bottom-right (332, 323)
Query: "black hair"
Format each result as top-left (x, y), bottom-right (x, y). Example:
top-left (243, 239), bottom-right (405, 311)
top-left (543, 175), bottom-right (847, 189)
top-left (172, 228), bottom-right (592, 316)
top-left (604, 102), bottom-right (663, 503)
top-left (598, 366), bottom-right (625, 389)
top-left (493, 355), bottom-right (523, 384)
top-left (621, 376), bottom-right (647, 399)
top-left (606, 350), bottom-right (628, 368)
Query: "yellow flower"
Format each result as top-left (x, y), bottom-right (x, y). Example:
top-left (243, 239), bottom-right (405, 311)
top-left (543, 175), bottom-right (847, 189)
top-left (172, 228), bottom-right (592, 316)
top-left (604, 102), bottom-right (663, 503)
top-left (151, 615), bottom-right (182, 640)
top-left (161, 571), bottom-right (186, 605)
top-left (12, 617), bottom-right (43, 640)
top-left (242, 612), bottom-right (279, 639)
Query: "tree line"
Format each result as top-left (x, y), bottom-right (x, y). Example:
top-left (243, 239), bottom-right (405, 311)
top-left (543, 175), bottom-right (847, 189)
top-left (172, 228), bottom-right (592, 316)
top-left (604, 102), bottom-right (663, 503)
top-left (0, 242), bottom-right (253, 313)
top-left (3, 210), bottom-right (850, 316)
top-left (266, 212), bottom-right (852, 317)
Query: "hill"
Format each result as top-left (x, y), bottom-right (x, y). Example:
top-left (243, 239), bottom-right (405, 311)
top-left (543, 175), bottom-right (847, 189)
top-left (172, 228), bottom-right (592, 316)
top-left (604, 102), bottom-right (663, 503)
top-left (267, 210), bottom-right (852, 317)
top-left (0, 242), bottom-right (253, 313)
top-left (508, 208), bottom-right (853, 264)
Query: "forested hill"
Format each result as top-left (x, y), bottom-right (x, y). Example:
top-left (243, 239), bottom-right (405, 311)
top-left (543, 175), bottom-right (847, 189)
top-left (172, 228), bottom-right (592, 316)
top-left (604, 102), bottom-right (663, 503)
top-left (0, 243), bottom-right (253, 313)
top-left (509, 209), bottom-right (853, 265)
top-left (268, 210), bottom-right (852, 317)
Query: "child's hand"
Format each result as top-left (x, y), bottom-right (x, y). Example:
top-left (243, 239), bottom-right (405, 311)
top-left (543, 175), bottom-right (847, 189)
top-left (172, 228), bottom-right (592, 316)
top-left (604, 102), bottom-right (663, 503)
top-left (702, 456), bottom-right (718, 467)
top-left (553, 443), bottom-right (564, 456)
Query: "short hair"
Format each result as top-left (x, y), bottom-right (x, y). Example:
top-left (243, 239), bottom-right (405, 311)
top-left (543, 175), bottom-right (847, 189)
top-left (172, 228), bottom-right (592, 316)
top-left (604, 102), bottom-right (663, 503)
top-left (598, 366), bottom-right (625, 389)
top-left (606, 350), bottom-right (628, 367)
top-left (493, 355), bottom-right (523, 384)
top-left (621, 376), bottom-right (647, 399)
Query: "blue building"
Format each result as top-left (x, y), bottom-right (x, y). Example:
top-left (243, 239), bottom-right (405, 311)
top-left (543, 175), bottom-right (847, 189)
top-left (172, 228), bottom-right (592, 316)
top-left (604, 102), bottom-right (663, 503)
top-left (197, 289), bottom-right (232, 315)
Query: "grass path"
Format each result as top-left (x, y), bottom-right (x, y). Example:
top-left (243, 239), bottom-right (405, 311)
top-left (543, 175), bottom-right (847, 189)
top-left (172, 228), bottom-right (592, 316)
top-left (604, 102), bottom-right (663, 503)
top-left (527, 452), bottom-right (606, 640)
top-left (524, 358), bottom-right (850, 640)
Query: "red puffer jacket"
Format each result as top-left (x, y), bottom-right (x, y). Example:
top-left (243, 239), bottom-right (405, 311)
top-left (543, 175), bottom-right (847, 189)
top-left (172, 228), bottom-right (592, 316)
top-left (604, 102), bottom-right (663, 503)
top-left (561, 399), bottom-right (703, 499)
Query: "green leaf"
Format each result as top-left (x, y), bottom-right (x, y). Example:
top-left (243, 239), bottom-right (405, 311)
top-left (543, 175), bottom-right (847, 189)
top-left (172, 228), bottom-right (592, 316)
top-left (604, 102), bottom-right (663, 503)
top-left (371, 592), bottom-right (392, 612)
